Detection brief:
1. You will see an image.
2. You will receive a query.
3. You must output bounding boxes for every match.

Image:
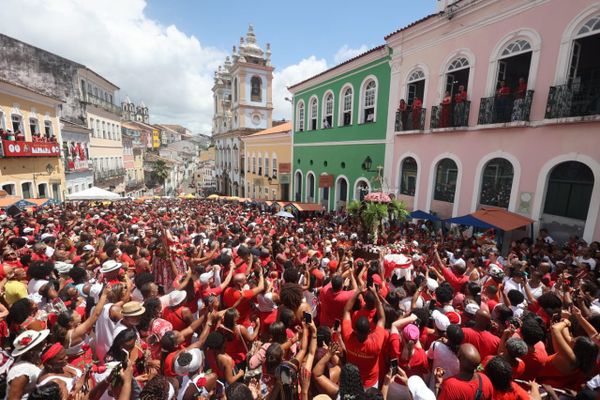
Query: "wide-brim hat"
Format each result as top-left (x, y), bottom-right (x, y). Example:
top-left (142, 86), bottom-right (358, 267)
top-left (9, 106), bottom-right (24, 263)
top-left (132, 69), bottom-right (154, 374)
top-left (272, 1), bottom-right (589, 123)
top-left (174, 348), bottom-right (204, 376)
top-left (12, 329), bottom-right (50, 357)
top-left (100, 260), bottom-right (122, 274)
top-left (121, 301), bottom-right (145, 317)
top-left (55, 261), bottom-right (74, 275)
top-left (168, 290), bottom-right (187, 307)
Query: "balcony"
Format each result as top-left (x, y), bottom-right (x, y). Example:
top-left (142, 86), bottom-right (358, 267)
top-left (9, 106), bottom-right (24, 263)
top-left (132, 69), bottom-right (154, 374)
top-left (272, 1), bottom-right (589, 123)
top-left (545, 82), bottom-right (600, 119)
top-left (394, 108), bottom-right (426, 132)
top-left (125, 180), bottom-right (145, 191)
top-left (1, 139), bottom-right (60, 157)
top-left (430, 101), bottom-right (471, 129)
top-left (94, 168), bottom-right (125, 182)
top-left (82, 93), bottom-right (121, 116)
top-left (478, 90), bottom-right (534, 125)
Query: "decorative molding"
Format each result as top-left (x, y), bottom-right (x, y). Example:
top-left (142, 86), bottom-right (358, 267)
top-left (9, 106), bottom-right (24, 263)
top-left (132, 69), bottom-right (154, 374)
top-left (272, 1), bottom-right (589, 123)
top-left (294, 139), bottom-right (386, 147)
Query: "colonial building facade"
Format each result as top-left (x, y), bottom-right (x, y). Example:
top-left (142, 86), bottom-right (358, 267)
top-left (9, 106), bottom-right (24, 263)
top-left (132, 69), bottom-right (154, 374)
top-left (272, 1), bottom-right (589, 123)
top-left (383, 0), bottom-right (600, 243)
top-left (290, 46), bottom-right (390, 211)
top-left (213, 25), bottom-right (274, 196)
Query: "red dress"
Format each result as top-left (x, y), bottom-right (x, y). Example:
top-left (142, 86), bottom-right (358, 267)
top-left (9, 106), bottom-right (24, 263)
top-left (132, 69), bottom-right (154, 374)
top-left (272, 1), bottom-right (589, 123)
top-left (441, 96), bottom-right (452, 127)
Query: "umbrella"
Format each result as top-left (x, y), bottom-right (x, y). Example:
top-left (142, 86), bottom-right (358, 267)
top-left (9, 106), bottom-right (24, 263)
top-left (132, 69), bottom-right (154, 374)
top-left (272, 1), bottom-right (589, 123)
top-left (66, 187), bottom-right (124, 201)
top-left (207, 194), bottom-right (219, 200)
top-left (275, 210), bottom-right (295, 218)
top-left (364, 192), bottom-right (391, 203)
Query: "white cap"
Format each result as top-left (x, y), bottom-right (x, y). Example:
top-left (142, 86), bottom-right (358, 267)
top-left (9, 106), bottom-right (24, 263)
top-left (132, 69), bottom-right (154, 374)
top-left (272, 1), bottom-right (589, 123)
top-left (55, 261), bottom-right (74, 275)
top-left (412, 254), bottom-right (422, 262)
top-left (426, 278), bottom-right (439, 291)
top-left (296, 228), bottom-right (304, 234)
top-left (321, 257), bottom-right (330, 269)
top-left (41, 233), bottom-right (54, 241)
top-left (23, 227), bottom-right (34, 233)
top-left (83, 244), bottom-right (95, 251)
top-left (465, 302), bottom-right (480, 315)
top-left (452, 258), bottom-right (466, 269)
top-left (0, 215), bottom-right (7, 221)
top-left (168, 290), bottom-right (187, 307)
top-left (325, 246), bottom-right (332, 254)
top-left (431, 310), bottom-right (450, 332)
top-left (408, 375), bottom-right (436, 400)
top-left (411, 240), bottom-right (419, 248)
top-left (350, 233), bottom-right (358, 240)
top-left (173, 348), bottom-right (204, 376)
top-left (331, 238), bottom-right (337, 243)
top-left (131, 224), bottom-right (139, 230)
top-left (199, 270), bottom-right (214, 284)
top-left (93, 214), bottom-right (100, 219)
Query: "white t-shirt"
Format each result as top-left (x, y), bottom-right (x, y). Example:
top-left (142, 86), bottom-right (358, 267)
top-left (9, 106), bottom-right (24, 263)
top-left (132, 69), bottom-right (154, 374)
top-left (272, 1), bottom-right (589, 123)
top-left (427, 341), bottom-right (460, 390)
top-left (6, 361), bottom-right (41, 400)
top-left (400, 296), bottom-right (424, 313)
top-left (94, 303), bottom-right (119, 361)
top-left (577, 256), bottom-right (597, 271)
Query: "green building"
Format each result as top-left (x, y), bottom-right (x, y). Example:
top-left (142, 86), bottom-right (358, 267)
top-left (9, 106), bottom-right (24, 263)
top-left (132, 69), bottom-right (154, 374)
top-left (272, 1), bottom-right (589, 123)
top-left (289, 45), bottom-right (390, 211)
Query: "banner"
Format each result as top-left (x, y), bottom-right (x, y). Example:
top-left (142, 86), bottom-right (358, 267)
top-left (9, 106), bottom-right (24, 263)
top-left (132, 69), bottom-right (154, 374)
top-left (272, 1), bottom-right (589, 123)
top-left (318, 174), bottom-right (334, 188)
top-left (2, 141), bottom-right (60, 157)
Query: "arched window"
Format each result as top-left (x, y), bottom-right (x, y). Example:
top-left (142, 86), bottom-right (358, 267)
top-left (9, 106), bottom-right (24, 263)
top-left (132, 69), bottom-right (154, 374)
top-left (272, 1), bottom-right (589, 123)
top-left (294, 171), bottom-right (303, 201)
top-left (323, 92), bottom-right (334, 128)
top-left (309, 97), bottom-right (318, 130)
top-left (543, 161), bottom-right (594, 220)
top-left (407, 69), bottom-right (426, 107)
top-left (445, 57), bottom-right (470, 96)
top-left (306, 173), bottom-right (316, 202)
top-left (340, 86), bottom-right (353, 126)
top-left (399, 157), bottom-right (417, 196)
top-left (258, 156), bottom-right (262, 175)
top-left (252, 155), bottom-right (256, 173)
top-left (251, 76), bottom-right (262, 102)
top-left (362, 80), bottom-right (377, 123)
top-left (336, 177), bottom-right (348, 210)
top-left (355, 179), bottom-right (370, 201)
top-left (264, 157), bottom-right (270, 178)
top-left (272, 155), bottom-right (278, 177)
top-left (296, 101), bottom-right (305, 132)
top-left (434, 159), bottom-right (458, 202)
top-left (11, 114), bottom-right (22, 134)
top-left (479, 158), bottom-right (514, 208)
top-left (233, 77), bottom-right (238, 102)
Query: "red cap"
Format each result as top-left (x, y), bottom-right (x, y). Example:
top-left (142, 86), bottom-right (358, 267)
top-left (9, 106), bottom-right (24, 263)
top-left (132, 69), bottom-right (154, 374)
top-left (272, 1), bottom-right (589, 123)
top-left (328, 260), bottom-right (339, 271)
top-left (445, 311), bottom-right (462, 325)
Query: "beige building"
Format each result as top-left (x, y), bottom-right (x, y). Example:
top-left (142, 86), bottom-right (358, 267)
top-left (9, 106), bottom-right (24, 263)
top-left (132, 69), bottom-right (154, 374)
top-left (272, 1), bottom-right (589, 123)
top-left (78, 68), bottom-right (125, 193)
top-left (0, 80), bottom-right (65, 200)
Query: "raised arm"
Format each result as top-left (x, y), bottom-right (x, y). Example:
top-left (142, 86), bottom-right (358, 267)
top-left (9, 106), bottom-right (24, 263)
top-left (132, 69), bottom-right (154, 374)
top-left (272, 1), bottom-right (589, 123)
top-left (372, 287), bottom-right (385, 329)
top-left (343, 286), bottom-right (361, 321)
top-left (551, 320), bottom-right (576, 364)
top-left (72, 289), bottom-right (109, 341)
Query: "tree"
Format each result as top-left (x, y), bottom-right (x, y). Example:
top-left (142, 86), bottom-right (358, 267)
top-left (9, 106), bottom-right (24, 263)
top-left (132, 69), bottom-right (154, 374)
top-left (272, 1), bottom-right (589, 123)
top-left (346, 198), bottom-right (409, 243)
top-left (153, 160), bottom-right (170, 194)
top-left (362, 202), bottom-right (388, 243)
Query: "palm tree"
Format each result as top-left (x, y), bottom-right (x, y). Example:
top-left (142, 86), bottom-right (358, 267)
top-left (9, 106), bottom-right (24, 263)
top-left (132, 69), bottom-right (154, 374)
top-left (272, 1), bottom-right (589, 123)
top-left (387, 199), bottom-right (409, 222)
top-left (362, 202), bottom-right (388, 243)
top-left (153, 160), bottom-right (170, 195)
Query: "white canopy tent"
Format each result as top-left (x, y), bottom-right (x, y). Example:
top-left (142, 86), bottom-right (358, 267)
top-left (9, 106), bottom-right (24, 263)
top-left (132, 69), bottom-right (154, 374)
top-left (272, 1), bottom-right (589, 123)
top-left (66, 186), bottom-right (125, 201)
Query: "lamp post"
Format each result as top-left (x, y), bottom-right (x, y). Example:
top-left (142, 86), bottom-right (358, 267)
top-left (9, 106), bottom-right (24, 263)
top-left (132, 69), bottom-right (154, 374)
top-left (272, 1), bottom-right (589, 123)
top-left (361, 156), bottom-right (384, 191)
top-left (32, 163), bottom-right (55, 198)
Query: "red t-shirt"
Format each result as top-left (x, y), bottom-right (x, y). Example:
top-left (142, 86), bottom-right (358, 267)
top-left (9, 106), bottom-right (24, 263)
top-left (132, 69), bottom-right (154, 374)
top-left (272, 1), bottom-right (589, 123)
top-left (492, 382), bottom-right (530, 400)
top-left (519, 340), bottom-right (548, 381)
top-left (341, 319), bottom-right (385, 388)
top-left (318, 283), bottom-right (355, 327)
top-left (442, 267), bottom-right (469, 292)
top-left (223, 287), bottom-right (255, 326)
top-left (438, 373), bottom-right (494, 400)
top-left (462, 328), bottom-right (500, 360)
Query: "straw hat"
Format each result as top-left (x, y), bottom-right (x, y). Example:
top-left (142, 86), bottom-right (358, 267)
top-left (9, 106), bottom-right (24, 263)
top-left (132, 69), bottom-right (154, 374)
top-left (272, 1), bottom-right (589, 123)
top-left (121, 301), bottom-right (145, 317)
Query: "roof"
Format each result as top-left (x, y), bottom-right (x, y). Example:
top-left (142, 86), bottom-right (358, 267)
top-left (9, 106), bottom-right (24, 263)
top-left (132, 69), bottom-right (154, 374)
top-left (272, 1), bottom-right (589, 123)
top-left (288, 45), bottom-right (386, 90)
top-left (409, 210), bottom-right (441, 222)
top-left (286, 202), bottom-right (325, 212)
top-left (0, 78), bottom-right (64, 103)
top-left (246, 122), bottom-right (292, 137)
top-left (0, 196), bottom-right (23, 208)
top-left (24, 198), bottom-right (53, 206)
top-left (384, 13), bottom-right (438, 40)
top-left (446, 214), bottom-right (496, 230)
top-left (471, 207), bottom-right (534, 231)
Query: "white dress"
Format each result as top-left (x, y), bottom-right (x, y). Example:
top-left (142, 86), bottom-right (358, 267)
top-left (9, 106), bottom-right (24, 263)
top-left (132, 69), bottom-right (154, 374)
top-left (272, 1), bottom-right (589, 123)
top-left (426, 341), bottom-right (460, 390)
top-left (5, 361), bottom-right (41, 400)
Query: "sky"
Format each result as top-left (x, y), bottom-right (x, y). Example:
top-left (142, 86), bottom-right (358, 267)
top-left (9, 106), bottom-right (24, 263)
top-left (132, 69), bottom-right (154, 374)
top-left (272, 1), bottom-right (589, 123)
top-left (1, 0), bottom-right (435, 134)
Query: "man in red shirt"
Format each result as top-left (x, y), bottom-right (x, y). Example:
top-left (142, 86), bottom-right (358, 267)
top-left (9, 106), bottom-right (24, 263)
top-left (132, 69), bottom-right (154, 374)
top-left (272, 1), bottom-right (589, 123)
top-left (341, 283), bottom-right (386, 389)
top-left (222, 270), bottom-right (264, 327)
top-left (432, 245), bottom-right (469, 293)
top-left (318, 274), bottom-right (356, 327)
top-left (437, 343), bottom-right (494, 400)
top-left (462, 309), bottom-right (500, 360)
top-left (518, 316), bottom-right (548, 381)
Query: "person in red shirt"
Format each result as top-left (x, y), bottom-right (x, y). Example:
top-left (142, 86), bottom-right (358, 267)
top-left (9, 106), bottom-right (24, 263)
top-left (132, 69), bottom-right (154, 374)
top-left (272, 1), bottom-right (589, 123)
top-left (431, 245), bottom-right (468, 293)
top-left (462, 309), bottom-right (500, 360)
top-left (437, 343), bottom-right (494, 400)
top-left (518, 316), bottom-right (548, 381)
top-left (484, 355), bottom-right (533, 400)
top-left (318, 274), bottom-right (356, 327)
top-left (341, 283), bottom-right (386, 389)
top-left (222, 270), bottom-right (264, 327)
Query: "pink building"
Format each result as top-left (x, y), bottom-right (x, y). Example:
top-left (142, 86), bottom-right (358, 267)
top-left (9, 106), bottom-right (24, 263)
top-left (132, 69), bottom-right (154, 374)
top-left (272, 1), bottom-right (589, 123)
top-left (383, 0), bottom-right (600, 243)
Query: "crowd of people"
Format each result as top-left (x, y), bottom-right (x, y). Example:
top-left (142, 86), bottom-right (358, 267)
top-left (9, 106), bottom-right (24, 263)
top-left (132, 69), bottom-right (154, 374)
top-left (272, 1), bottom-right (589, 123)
top-left (0, 197), bottom-right (599, 400)
top-left (0, 128), bottom-right (57, 143)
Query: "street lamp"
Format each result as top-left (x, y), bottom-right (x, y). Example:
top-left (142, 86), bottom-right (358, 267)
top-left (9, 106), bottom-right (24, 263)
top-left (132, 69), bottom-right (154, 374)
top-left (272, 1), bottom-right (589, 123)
top-left (32, 163), bottom-right (55, 199)
top-left (361, 156), bottom-right (384, 191)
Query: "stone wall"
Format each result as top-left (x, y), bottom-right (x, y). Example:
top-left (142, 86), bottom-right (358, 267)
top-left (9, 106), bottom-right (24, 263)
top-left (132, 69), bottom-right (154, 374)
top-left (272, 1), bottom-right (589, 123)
top-left (0, 34), bottom-right (86, 124)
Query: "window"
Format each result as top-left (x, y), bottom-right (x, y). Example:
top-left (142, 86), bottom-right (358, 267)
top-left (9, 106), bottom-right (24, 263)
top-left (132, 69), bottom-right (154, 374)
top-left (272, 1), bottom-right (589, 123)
top-left (434, 159), bottom-right (458, 202)
top-left (543, 161), bottom-right (594, 220)
top-left (355, 180), bottom-right (370, 201)
top-left (252, 156), bottom-right (256, 173)
top-left (251, 76), bottom-right (262, 102)
top-left (233, 77), bottom-right (238, 102)
top-left (341, 86), bottom-right (353, 126)
top-left (323, 92), bottom-right (334, 128)
top-left (102, 122), bottom-right (106, 138)
top-left (29, 118), bottom-right (39, 136)
top-left (21, 182), bottom-right (32, 198)
top-left (265, 158), bottom-right (269, 177)
top-left (95, 120), bottom-right (100, 137)
top-left (307, 173), bottom-right (315, 201)
top-left (272, 156), bottom-right (278, 178)
top-left (258, 157), bottom-right (262, 175)
top-left (11, 114), bottom-right (22, 133)
top-left (0, 111), bottom-right (5, 130)
top-left (296, 101), bottom-right (305, 132)
top-left (362, 80), bottom-right (377, 123)
top-left (479, 158), bottom-right (514, 208)
top-left (309, 97), bottom-right (318, 130)
top-left (38, 183), bottom-right (47, 198)
top-left (2, 184), bottom-right (15, 195)
top-left (294, 171), bottom-right (302, 201)
top-left (407, 69), bottom-right (426, 107)
top-left (399, 157), bottom-right (417, 196)
top-left (445, 57), bottom-right (470, 97)
top-left (44, 121), bottom-right (53, 137)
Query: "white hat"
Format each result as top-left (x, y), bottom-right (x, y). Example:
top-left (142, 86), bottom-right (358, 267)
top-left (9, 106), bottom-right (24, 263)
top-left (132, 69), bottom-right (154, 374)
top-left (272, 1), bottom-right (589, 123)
top-left (131, 224), bottom-right (139, 230)
top-left (350, 233), bottom-right (358, 240)
top-left (426, 278), bottom-right (439, 291)
top-left (93, 214), bottom-right (100, 219)
top-left (41, 233), bottom-right (54, 241)
top-left (408, 375), bottom-right (436, 400)
top-left (464, 303), bottom-right (480, 315)
top-left (0, 215), bottom-right (7, 221)
top-left (411, 240), bottom-right (419, 248)
top-left (325, 246), bottom-right (332, 254)
top-left (168, 290), bottom-right (187, 307)
top-left (83, 244), bottom-right (95, 251)
top-left (55, 261), bottom-right (74, 275)
top-left (331, 238), bottom-right (337, 244)
top-left (412, 254), bottom-right (422, 262)
top-left (12, 329), bottom-right (50, 357)
top-left (100, 259), bottom-right (122, 274)
top-left (296, 228), bottom-right (304, 234)
top-left (173, 348), bottom-right (204, 376)
top-left (431, 310), bottom-right (450, 332)
top-left (199, 270), bottom-right (214, 284)
top-left (23, 227), bottom-right (34, 233)
top-left (320, 257), bottom-right (330, 269)
top-left (452, 258), bottom-right (466, 269)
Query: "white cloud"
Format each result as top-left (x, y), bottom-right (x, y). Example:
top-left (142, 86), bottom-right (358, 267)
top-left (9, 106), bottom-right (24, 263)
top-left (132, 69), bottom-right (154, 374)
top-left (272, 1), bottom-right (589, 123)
top-left (0, 0), bottom-right (227, 133)
top-left (334, 44), bottom-right (370, 64)
top-left (272, 56), bottom-right (328, 121)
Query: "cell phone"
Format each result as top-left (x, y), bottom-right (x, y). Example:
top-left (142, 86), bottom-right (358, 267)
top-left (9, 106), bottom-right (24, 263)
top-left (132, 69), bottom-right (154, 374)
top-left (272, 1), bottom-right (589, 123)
top-left (334, 319), bottom-right (341, 331)
top-left (390, 358), bottom-right (399, 375)
top-left (215, 380), bottom-right (224, 398)
top-left (303, 311), bottom-right (312, 324)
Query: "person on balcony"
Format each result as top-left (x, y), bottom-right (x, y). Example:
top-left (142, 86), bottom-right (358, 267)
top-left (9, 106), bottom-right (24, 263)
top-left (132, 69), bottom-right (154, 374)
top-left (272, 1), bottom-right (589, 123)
top-left (397, 99), bottom-right (409, 130)
top-left (0, 129), bottom-right (8, 141)
top-left (453, 86), bottom-right (468, 127)
top-left (412, 97), bottom-right (423, 130)
top-left (512, 77), bottom-right (528, 122)
top-left (6, 130), bottom-right (15, 141)
top-left (15, 130), bottom-right (25, 142)
top-left (495, 80), bottom-right (512, 123)
top-left (441, 92), bottom-right (452, 128)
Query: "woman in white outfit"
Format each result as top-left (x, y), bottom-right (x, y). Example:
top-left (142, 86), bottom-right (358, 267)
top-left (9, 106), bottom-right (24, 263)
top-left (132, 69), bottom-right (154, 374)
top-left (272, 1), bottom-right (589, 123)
top-left (5, 329), bottom-right (50, 400)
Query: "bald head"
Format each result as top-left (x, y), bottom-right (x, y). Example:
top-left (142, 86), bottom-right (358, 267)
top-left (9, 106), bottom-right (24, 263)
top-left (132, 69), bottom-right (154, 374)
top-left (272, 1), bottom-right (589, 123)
top-left (474, 309), bottom-right (491, 330)
top-left (233, 273), bottom-right (246, 286)
top-left (458, 343), bottom-right (481, 373)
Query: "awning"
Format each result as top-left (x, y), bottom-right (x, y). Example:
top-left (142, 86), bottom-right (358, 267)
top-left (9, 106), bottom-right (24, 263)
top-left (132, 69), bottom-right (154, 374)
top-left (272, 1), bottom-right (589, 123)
top-left (66, 186), bottom-right (125, 201)
top-left (409, 209), bottom-right (440, 221)
top-left (24, 198), bottom-right (56, 207)
top-left (445, 214), bottom-right (496, 229)
top-left (0, 197), bottom-right (35, 208)
top-left (286, 202), bottom-right (325, 212)
top-left (471, 207), bottom-right (534, 231)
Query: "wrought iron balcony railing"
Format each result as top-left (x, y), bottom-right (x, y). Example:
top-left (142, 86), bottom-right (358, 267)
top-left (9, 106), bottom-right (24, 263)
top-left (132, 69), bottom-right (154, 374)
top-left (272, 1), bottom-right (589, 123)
top-left (430, 101), bottom-right (471, 129)
top-left (545, 82), bottom-right (600, 119)
top-left (82, 93), bottom-right (121, 116)
top-left (394, 108), bottom-right (426, 131)
top-left (478, 90), bottom-right (534, 125)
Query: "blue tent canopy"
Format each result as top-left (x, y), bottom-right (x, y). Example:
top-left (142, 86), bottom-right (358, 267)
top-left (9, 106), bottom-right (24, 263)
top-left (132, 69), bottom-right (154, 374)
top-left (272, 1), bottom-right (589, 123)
top-left (409, 209), bottom-right (441, 221)
top-left (445, 214), bottom-right (496, 230)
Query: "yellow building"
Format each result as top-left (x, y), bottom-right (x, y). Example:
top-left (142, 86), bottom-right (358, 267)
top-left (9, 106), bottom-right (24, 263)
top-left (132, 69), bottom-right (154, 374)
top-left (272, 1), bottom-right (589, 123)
top-left (242, 121), bottom-right (291, 201)
top-left (0, 80), bottom-right (65, 201)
